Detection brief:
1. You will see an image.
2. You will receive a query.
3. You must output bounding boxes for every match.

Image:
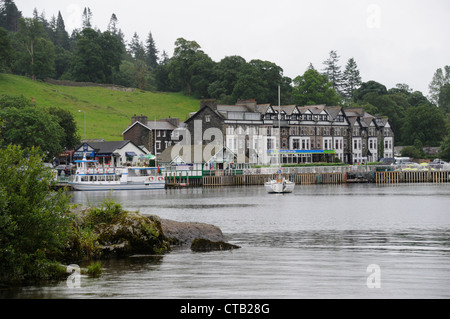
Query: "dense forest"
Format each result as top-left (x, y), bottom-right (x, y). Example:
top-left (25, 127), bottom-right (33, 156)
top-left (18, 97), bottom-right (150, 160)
top-left (1, 0), bottom-right (449, 159)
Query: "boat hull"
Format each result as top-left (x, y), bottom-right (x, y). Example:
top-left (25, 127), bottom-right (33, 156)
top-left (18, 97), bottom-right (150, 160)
top-left (264, 180), bottom-right (295, 193)
top-left (69, 182), bottom-right (165, 191)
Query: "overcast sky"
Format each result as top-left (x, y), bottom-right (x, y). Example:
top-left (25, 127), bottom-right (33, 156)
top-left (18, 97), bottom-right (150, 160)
top-left (17, 0), bottom-right (450, 96)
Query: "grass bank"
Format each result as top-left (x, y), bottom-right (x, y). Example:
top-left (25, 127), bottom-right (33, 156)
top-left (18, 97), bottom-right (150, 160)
top-left (0, 74), bottom-right (200, 141)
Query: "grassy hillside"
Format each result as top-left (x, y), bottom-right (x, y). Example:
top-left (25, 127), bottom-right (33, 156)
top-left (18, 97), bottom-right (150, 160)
top-left (0, 74), bottom-right (200, 141)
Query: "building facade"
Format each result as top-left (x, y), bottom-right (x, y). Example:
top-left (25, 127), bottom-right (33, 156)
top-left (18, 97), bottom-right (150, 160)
top-left (122, 115), bottom-right (183, 155)
top-left (183, 99), bottom-right (394, 165)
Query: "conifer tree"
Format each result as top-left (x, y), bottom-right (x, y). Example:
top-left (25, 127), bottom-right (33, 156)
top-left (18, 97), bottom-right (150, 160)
top-left (342, 57), bottom-right (362, 100)
top-left (82, 7), bottom-right (92, 29)
top-left (145, 31), bottom-right (159, 69)
top-left (322, 50), bottom-right (342, 93)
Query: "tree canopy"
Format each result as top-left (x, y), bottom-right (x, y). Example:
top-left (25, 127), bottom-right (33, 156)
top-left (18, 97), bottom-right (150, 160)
top-left (0, 0), bottom-right (448, 152)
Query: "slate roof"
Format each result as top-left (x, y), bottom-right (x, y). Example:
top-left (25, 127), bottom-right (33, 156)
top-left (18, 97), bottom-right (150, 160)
top-left (78, 140), bottom-right (144, 155)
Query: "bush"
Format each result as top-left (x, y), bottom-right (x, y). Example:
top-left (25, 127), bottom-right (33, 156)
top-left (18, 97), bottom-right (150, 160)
top-left (86, 261), bottom-right (103, 278)
top-left (85, 196), bottom-right (124, 226)
top-left (0, 145), bottom-right (73, 284)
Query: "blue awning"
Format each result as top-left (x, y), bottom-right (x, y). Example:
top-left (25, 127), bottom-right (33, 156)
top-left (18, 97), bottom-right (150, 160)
top-left (125, 152), bottom-right (137, 156)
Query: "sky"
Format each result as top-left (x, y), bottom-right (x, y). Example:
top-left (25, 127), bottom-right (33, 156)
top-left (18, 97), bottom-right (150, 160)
top-left (17, 0), bottom-right (450, 96)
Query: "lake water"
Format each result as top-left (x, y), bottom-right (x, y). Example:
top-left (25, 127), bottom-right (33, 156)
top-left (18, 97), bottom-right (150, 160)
top-left (4, 183), bottom-right (450, 299)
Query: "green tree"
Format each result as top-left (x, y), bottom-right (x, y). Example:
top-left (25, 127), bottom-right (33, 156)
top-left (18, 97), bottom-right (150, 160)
top-left (0, 105), bottom-right (64, 160)
top-left (439, 134), bottom-right (450, 161)
top-left (13, 17), bottom-right (55, 80)
top-left (438, 83), bottom-right (450, 114)
top-left (0, 0), bottom-right (21, 32)
top-left (401, 104), bottom-right (446, 147)
top-left (54, 11), bottom-right (70, 50)
top-left (429, 66), bottom-right (450, 106)
top-left (0, 145), bottom-right (73, 284)
top-left (0, 27), bottom-right (13, 71)
top-left (322, 50), bottom-right (342, 93)
top-left (47, 107), bottom-right (80, 150)
top-left (82, 7), bottom-right (92, 29)
top-left (71, 28), bottom-right (104, 82)
top-left (71, 28), bottom-right (123, 83)
top-left (208, 55), bottom-right (248, 103)
top-left (353, 80), bottom-right (387, 101)
top-left (341, 57), bottom-right (362, 100)
top-left (167, 38), bottom-right (214, 97)
top-left (145, 31), bottom-right (159, 70)
top-left (292, 68), bottom-right (342, 106)
top-left (231, 63), bottom-right (269, 102)
top-left (129, 32), bottom-right (145, 61)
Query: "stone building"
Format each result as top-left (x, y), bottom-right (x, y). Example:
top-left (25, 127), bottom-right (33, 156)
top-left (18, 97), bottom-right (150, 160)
top-left (183, 99), bottom-right (394, 165)
top-left (122, 114), bottom-right (183, 155)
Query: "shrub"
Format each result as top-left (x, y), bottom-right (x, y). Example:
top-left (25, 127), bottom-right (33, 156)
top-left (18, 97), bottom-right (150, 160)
top-left (0, 145), bottom-right (73, 284)
top-left (86, 261), bottom-right (103, 278)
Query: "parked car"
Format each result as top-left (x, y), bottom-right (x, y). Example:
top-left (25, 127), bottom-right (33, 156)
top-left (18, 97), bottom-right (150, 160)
top-left (429, 159), bottom-right (450, 170)
top-left (378, 158), bottom-right (395, 165)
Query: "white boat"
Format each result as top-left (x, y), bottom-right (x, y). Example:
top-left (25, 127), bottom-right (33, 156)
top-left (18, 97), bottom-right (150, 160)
top-left (265, 86), bottom-right (295, 194)
top-left (70, 157), bottom-right (165, 191)
top-left (265, 174), bottom-right (295, 194)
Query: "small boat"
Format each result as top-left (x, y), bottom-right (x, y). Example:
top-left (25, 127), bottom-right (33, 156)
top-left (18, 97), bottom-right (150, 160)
top-left (265, 174), bottom-right (295, 193)
top-left (265, 86), bottom-right (295, 194)
top-left (69, 156), bottom-right (165, 191)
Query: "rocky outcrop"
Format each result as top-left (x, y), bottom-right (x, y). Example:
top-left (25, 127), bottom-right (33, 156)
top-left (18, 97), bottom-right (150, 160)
top-left (68, 205), bottom-right (237, 258)
top-left (95, 212), bottom-right (169, 257)
top-left (159, 218), bottom-right (225, 246)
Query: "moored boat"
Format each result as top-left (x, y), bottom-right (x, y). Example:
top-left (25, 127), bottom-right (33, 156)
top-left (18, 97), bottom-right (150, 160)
top-left (264, 174), bottom-right (295, 193)
top-left (70, 156), bottom-right (165, 191)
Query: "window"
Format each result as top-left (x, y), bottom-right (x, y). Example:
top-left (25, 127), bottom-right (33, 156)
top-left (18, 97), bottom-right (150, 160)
top-left (205, 115), bottom-right (211, 122)
top-left (267, 139), bottom-right (274, 150)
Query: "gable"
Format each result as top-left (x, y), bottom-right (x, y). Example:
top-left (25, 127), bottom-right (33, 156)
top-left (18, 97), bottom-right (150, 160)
top-left (185, 105), bottom-right (223, 124)
top-left (122, 121), bottom-right (151, 135)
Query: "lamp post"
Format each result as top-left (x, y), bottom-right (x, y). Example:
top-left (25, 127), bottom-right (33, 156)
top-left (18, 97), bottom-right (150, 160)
top-left (78, 110), bottom-right (86, 140)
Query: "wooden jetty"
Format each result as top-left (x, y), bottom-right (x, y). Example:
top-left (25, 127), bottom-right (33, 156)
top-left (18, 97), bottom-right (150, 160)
top-left (56, 168), bottom-right (450, 189)
top-left (172, 169), bottom-right (450, 188)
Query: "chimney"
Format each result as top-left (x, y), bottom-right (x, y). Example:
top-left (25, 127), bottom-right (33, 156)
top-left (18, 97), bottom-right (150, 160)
top-left (200, 99), bottom-right (218, 111)
top-left (131, 114), bottom-right (148, 124)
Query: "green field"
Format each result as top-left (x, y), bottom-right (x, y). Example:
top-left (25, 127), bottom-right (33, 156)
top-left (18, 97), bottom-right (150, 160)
top-left (0, 74), bottom-right (200, 141)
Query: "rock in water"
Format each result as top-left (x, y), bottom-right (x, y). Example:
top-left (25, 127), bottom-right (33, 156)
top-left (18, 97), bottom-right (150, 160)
top-left (160, 218), bottom-right (224, 245)
top-left (190, 238), bottom-right (240, 252)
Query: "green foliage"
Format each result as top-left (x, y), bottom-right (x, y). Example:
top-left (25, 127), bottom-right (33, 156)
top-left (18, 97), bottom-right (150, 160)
top-left (401, 104), bottom-right (446, 147)
top-left (12, 17), bottom-right (55, 80)
top-left (0, 145), bottom-right (73, 283)
top-left (71, 28), bottom-right (123, 83)
top-left (0, 27), bottom-right (13, 71)
top-left (439, 135), bottom-right (450, 161)
top-left (438, 83), bottom-right (450, 114)
top-left (85, 196), bottom-right (124, 226)
top-left (401, 145), bottom-right (423, 159)
top-left (292, 68), bottom-right (342, 106)
top-left (428, 65), bottom-right (450, 106)
top-left (87, 261), bottom-right (103, 278)
top-left (0, 99), bottom-right (65, 160)
top-left (341, 58), bottom-right (362, 100)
